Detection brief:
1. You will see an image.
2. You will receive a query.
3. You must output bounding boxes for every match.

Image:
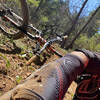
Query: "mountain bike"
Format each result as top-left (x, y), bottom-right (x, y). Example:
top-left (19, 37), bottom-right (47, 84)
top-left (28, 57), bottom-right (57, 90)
top-left (25, 35), bottom-right (67, 65)
top-left (0, 0), bottom-right (67, 66)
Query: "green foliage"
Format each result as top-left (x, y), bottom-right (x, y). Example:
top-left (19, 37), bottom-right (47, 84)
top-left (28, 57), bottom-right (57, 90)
top-left (0, 35), bottom-right (6, 45)
top-left (0, 53), bottom-right (11, 68)
top-left (73, 35), bottom-right (89, 49)
top-left (5, 59), bottom-right (11, 68)
top-left (8, 0), bottom-right (20, 6)
top-left (28, 0), bottom-right (40, 7)
top-left (41, 16), bottom-right (48, 22)
top-left (95, 44), bottom-right (100, 52)
top-left (74, 34), bottom-right (100, 51)
top-left (16, 75), bottom-right (22, 84)
top-left (54, 0), bottom-right (58, 2)
top-left (0, 92), bottom-right (2, 96)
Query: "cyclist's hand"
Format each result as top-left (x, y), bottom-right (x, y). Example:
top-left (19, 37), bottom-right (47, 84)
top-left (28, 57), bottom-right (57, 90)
top-left (73, 49), bottom-right (100, 75)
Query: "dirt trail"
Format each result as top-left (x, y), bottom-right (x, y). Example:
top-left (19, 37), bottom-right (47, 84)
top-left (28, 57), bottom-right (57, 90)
top-left (0, 46), bottom-right (77, 100)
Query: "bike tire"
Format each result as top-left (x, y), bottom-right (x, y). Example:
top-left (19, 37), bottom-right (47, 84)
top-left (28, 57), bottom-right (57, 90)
top-left (0, 0), bottom-right (29, 39)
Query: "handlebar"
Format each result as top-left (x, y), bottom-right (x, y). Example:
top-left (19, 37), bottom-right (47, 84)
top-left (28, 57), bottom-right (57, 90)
top-left (0, 8), bottom-right (68, 63)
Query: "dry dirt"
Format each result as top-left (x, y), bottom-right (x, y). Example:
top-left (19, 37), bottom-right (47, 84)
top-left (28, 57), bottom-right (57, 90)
top-left (0, 45), bottom-right (77, 100)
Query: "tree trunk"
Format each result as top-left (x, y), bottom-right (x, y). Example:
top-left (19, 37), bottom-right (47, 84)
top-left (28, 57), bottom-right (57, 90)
top-left (12, 0), bottom-right (29, 39)
top-left (61, 0), bottom-right (88, 48)
top-left (65, 6), bottom-right (100, 49)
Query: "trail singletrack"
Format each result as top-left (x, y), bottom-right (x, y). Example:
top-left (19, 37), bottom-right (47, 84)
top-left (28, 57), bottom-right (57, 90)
top-left (0, 45), bottom-right (77, 100)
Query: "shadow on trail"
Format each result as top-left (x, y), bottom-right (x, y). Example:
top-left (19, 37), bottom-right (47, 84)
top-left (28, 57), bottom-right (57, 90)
top-left (0, 47), bottom-right (21, 54)
top-left (34, 53), bottom-right (51, 66)
top-left (0, 42), bottom-right (21, 54)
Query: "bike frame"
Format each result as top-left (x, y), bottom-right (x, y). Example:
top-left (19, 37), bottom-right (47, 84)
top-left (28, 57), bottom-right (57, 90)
top-left (0, 9), bottom-right (63, 58)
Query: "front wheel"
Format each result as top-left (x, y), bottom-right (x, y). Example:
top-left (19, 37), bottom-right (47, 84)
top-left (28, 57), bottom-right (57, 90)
top-left (0, 0), bottom-right (29, 39)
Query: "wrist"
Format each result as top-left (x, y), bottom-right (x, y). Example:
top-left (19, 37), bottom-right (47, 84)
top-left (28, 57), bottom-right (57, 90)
top-left (71, 51), bottom-right (89, 68)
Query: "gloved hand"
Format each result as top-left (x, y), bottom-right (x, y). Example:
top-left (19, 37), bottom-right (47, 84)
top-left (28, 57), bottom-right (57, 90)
top-left (75, 49), bottom-right (100, 75)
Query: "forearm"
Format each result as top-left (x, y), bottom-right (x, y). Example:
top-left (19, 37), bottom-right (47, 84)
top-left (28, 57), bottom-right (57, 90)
top-left (1, 51), bottom-right (88, 100)
top-left (75, 49), bottom-right (100, 75)
top-left (42, 52), bottom-right (88, 100)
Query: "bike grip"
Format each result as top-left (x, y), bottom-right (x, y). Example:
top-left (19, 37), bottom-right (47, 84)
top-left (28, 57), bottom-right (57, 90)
top-left (26, 55), bottom-right (38, 66)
